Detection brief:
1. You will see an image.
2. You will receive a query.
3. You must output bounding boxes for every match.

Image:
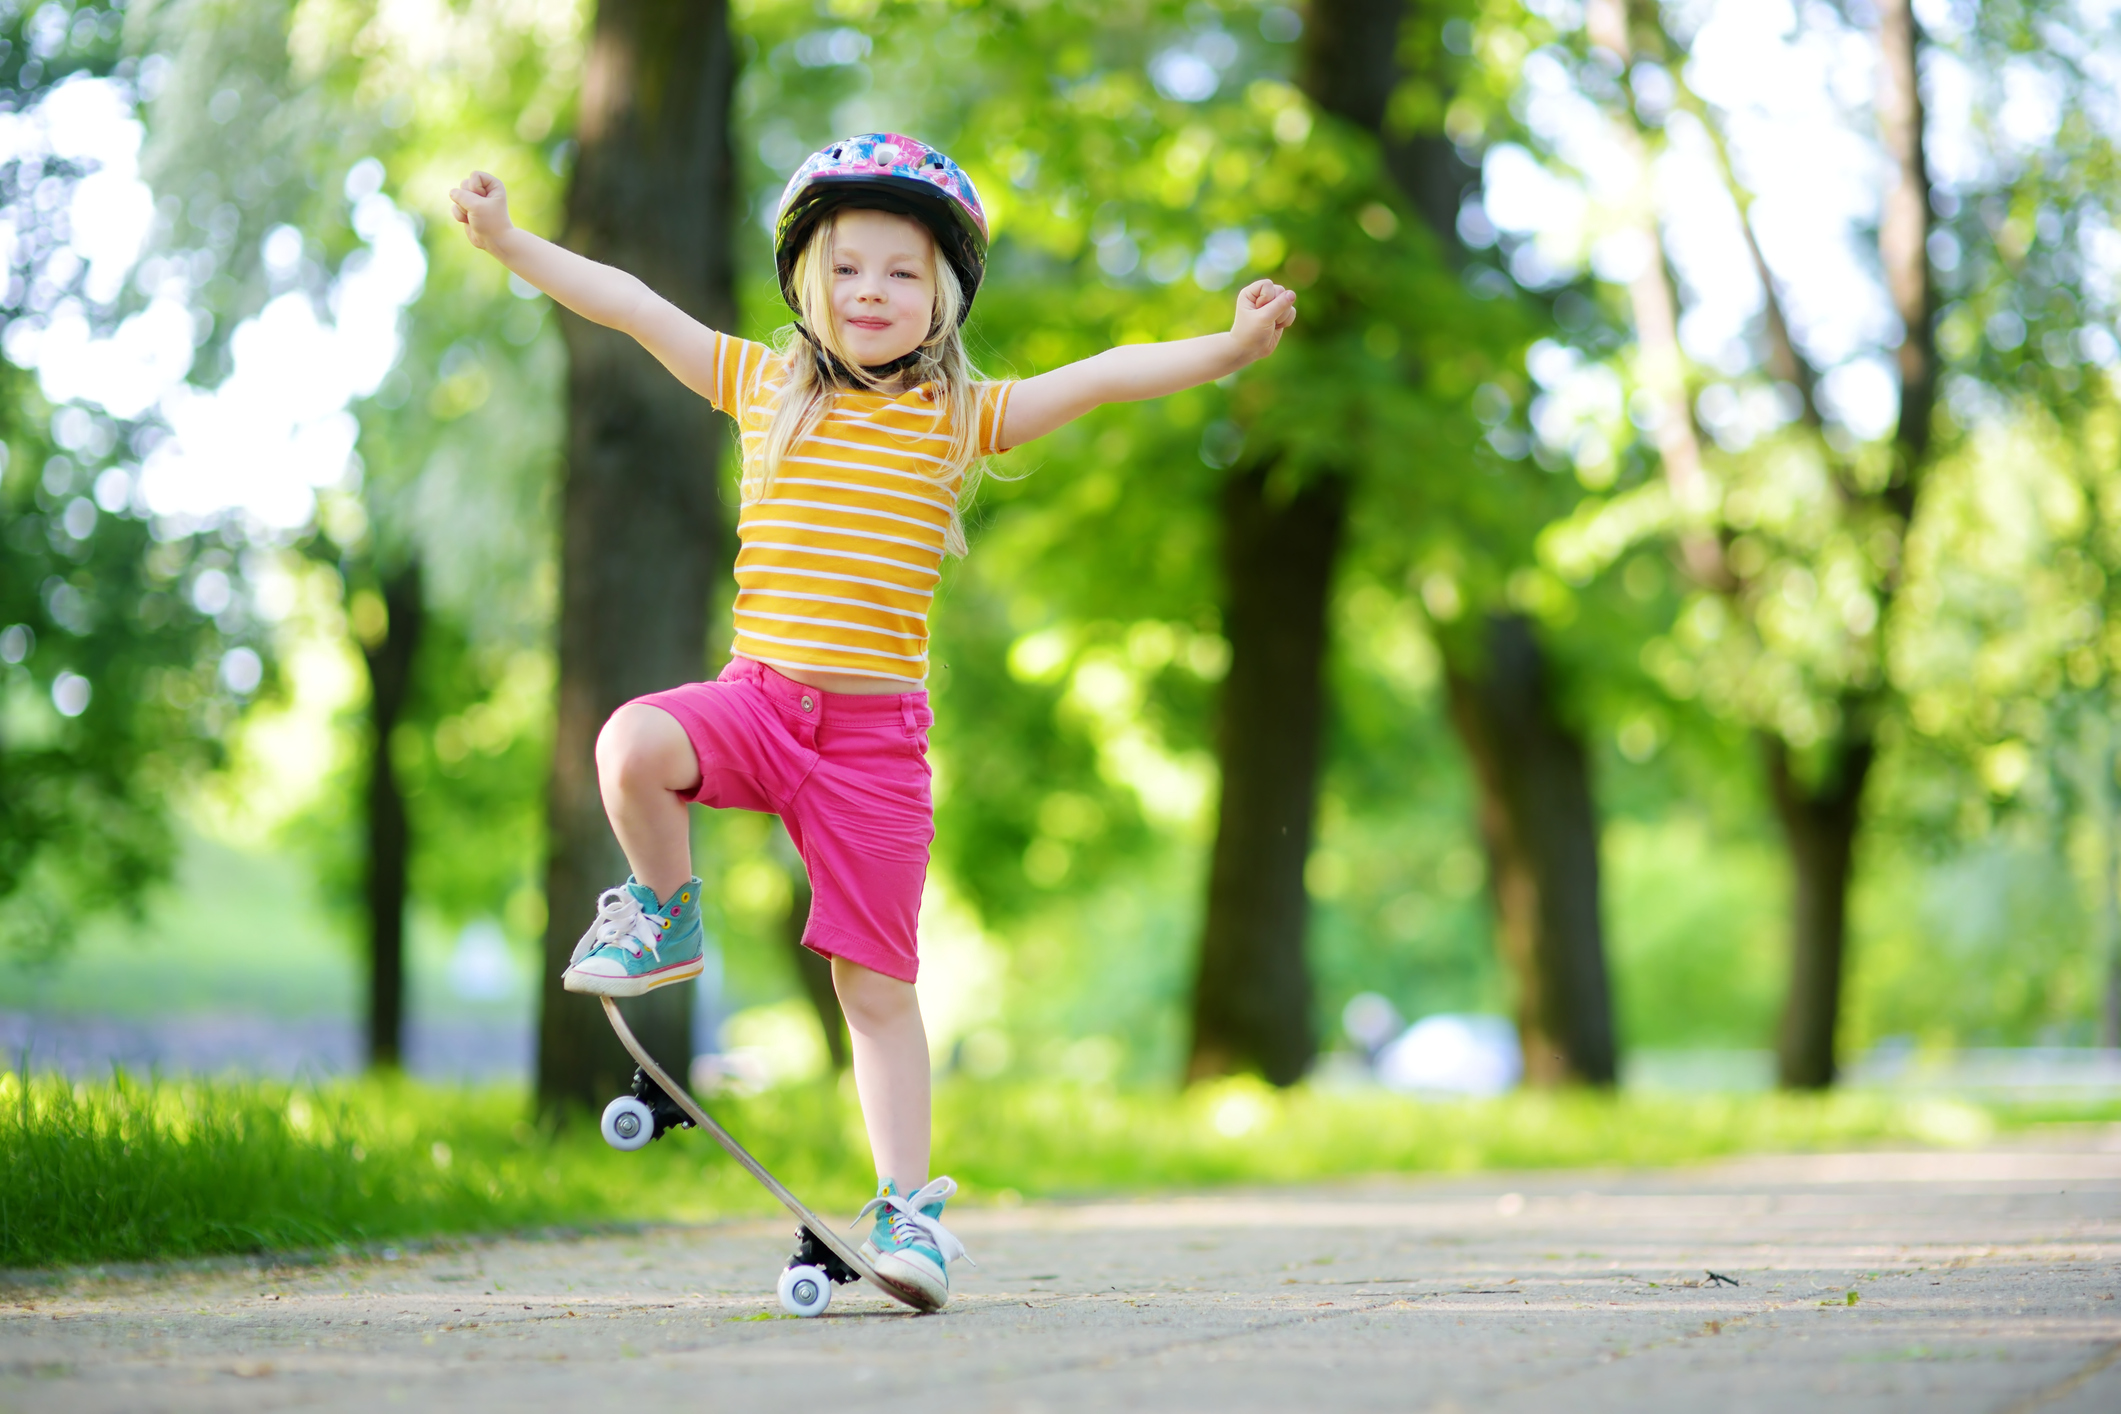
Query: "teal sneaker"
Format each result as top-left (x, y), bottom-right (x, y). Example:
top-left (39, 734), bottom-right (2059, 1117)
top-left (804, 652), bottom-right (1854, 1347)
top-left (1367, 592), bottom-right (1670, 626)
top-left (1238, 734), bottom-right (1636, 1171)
top-left (561, 877), bottom-right (705, 996)
top-left (858, 1176), bottom-right (970, 1310)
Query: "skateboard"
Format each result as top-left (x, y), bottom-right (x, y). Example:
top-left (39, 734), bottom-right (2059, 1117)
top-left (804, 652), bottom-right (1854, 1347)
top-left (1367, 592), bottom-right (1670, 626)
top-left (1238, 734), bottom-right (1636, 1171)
top-left (595, 996), bottom-right (932, 1317)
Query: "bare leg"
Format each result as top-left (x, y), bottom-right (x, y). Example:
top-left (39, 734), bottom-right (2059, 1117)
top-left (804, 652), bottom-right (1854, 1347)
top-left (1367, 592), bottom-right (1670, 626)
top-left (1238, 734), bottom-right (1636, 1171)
top-left (831, 957), bottom-right (930, 1189)
top-left (594, 704), bottom-right (701, 902)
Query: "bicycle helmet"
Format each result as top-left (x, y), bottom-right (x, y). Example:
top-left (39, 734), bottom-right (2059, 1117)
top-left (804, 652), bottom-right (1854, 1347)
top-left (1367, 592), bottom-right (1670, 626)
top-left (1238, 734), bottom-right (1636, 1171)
top-left (774, 133), bottom-right (988, 324)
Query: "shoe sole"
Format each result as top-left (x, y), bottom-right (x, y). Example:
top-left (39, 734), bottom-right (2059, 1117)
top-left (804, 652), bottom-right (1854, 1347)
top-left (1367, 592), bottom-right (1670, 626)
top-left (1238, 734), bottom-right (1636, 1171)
top-left (866, 1250), bottom-right (949, 1311)
top-left (562, 955), bottom-right (705, 997)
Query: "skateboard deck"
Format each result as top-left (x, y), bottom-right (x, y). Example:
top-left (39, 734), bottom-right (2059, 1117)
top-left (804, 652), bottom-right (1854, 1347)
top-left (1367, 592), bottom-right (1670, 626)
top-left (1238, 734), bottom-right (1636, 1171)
top-left (598, 996), bottom-right (933, 1312)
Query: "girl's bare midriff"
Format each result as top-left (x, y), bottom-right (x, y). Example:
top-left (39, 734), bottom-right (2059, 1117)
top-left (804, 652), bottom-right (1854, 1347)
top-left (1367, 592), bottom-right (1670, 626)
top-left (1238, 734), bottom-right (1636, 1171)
top-left (757, 658), bottom-right (916, 697)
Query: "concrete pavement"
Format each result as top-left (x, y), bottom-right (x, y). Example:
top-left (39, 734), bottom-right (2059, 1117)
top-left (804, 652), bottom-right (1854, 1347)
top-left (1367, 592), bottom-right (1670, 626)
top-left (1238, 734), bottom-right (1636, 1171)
top-left (5, 1139), bottom-right (2119, 1411)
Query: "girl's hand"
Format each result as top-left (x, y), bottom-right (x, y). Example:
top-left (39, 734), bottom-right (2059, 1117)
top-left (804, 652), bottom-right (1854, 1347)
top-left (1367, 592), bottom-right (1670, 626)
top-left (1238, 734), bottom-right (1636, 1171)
top-left (1231, 278), bottom-right (1298, 361)
top-left (448, 170), bottom-right (513, 252)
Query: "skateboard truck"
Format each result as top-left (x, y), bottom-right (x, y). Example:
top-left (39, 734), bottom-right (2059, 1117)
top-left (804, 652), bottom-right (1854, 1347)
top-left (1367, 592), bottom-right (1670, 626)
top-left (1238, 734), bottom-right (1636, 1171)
top-left (778, 1225), bottom-right (863, 1317)
top-left (789, 1226), bottom-right (862, 1286)
top-left (597, 1066), bottom-right (694, 1151)
top-left (631, 1067), bottom-right (693, 1139)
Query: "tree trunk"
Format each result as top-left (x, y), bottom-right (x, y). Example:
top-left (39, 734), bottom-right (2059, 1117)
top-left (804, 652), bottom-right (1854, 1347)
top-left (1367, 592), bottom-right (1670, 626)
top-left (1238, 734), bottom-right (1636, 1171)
top-left (1766, 731), bottom-right (1872, 1088)
top-left (1301, 0), bottom-right (1474, 254)
top-left (784, 872), bottom-right (849, 1069)
top-left (360, 562), bottom-right (423, 1070)
top-left (1769, 0), bottom-right (1932, 1088)
top-left (1876, 0), bottom-right (1936, 513)
top-left (1444, 615), bottom-right (1615, 1085)
top-left (2105, 731), bottom-right (2121, 1049)
top-left (535, 0), bottom-right (738, 1116)
top-left (1187, 467), bottom-right (1348, 1086)
top-left (1304, 0), bottom-right (1616, 1084)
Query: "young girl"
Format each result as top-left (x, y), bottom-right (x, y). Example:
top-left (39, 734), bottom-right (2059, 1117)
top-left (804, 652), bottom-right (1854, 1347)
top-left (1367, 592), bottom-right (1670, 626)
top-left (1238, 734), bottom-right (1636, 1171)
top-left (450, 134), bottom-right (1295, 1308)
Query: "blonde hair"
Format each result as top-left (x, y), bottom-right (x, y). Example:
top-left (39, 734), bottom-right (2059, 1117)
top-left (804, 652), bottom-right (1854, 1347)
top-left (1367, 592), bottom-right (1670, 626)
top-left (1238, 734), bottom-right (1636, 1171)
top-left (748, 210), bottom-right (997, 558)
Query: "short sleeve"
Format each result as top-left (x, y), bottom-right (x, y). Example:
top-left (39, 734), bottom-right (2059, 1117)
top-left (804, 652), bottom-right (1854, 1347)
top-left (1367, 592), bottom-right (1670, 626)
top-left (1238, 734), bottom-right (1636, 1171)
top-left (974, 380), bottom-right (1015, 456)
top-left (704, 332), bottom-right (776, 419)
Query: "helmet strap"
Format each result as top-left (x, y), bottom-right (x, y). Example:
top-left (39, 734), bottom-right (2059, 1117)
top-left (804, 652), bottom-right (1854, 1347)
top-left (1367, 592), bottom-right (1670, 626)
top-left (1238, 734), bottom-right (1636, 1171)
top-left (794, 322), bottom-right (923, 387)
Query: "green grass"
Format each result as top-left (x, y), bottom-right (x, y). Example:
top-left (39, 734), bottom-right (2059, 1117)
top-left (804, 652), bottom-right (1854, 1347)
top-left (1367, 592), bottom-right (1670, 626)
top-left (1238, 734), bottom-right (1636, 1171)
top-left (5, 1067), bottom-right (2117, 1271)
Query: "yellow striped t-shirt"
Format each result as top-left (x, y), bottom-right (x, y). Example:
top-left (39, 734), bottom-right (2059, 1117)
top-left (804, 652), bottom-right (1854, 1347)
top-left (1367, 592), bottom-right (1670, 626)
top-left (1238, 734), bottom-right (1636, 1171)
top-left (699, 333), bottom-right (1013, 686)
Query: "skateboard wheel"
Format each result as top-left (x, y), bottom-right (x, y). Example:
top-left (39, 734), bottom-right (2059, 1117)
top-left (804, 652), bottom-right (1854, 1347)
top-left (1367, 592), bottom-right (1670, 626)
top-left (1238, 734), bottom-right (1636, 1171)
top-left (778, 1264), bottom-right (832, 1317)
top-left (600, 1095), bottom-right (655, 1152)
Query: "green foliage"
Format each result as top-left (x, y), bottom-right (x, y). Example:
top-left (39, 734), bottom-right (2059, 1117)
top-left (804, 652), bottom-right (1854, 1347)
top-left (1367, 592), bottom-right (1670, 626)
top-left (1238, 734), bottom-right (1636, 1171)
top-left (0, 370), bottom-right (236, 959)
top-left (1603, 813), bottom-right (1785, 1049)
top-left (132, 0), bottom-right (577, 947)
top-left (20, 0), bottom-right (2111, 1081)
top-left (1848, 839), bottom-right (2103, 1050)
top-left (0, 0), bottom-right (125, 89)
top-left (0, 4), bottom-right (248, 955)
top-left (715, 0), bottom-right (1585, 1060)
top-left (7, 1066), bottom-right (2104, 1269)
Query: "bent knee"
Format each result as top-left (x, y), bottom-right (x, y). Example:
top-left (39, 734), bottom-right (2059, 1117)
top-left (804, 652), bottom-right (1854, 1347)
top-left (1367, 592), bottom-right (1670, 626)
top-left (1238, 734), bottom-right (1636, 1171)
top-left (596, 704), bottom-right (693, 789)
top-left (831, 957), bottom-right (918, 1029)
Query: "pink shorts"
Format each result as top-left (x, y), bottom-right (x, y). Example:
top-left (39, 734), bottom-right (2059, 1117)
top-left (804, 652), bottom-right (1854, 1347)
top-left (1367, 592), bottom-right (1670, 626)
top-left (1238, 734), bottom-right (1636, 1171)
top-left (631, 658), bottom-right (934, 983)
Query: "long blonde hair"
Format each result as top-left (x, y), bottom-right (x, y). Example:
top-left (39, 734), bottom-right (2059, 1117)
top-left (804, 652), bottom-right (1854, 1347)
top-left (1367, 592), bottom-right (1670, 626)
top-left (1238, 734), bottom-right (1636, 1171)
top-left (748, 210), bottom-right (993, 558)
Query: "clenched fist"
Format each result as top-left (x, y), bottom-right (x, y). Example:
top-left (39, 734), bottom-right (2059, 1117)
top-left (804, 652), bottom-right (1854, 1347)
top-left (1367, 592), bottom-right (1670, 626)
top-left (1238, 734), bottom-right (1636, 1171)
top-left (1231, 278), bottom-right (1298, 362)
top-left (449, 170), bottom-right (514, 253)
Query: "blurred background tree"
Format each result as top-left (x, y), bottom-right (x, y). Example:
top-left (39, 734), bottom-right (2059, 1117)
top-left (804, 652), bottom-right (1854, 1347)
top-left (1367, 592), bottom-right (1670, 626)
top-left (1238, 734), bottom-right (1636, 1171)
top-left (0, 1), bottom-right (242, 961)
top-left (124, 0), bottom-right (571, 1068)
top-left (1304, 0), bottom-right (1616, 1088)
top-left (1506, 0), bottom-right (2121, 1082)
top-left (533, 0), bottom-right (738, 1112)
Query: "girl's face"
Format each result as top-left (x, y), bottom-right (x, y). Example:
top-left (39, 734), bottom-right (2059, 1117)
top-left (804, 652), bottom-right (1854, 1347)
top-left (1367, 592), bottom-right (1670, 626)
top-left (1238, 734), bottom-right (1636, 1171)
top-left (826, 209), bottom-right (937, 369)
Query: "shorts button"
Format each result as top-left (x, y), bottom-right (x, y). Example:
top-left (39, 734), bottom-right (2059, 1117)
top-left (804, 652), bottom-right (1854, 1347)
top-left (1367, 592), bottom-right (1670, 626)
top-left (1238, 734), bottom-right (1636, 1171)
top-left (800, 695), bottom-right (814, 712)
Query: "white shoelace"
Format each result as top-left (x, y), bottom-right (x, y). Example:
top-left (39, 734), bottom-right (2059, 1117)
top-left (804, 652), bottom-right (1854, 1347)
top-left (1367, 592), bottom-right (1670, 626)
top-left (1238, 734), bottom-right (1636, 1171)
top-left (858, 1176), bottom-right (975, 1267)
top-left (568, 887), bottom-right (665, 966)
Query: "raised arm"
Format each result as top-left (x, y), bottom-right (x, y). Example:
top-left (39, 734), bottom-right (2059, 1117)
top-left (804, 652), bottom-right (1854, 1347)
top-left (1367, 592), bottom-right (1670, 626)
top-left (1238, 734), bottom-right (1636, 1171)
top-left (998, 278), bottom-right (1298, 450)
top-left (448, 171), bottom-right (723, 401)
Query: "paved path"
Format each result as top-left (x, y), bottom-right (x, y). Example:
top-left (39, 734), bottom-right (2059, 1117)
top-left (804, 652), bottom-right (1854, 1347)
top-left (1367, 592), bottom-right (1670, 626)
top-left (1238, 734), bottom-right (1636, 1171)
top-left (6, 1141), bottom-right (2120, 1412)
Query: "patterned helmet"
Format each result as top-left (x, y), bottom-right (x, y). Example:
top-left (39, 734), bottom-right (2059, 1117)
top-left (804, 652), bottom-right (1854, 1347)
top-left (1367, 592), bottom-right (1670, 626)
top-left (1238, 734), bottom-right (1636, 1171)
top-left (774, 133), bottom-right (989, 324)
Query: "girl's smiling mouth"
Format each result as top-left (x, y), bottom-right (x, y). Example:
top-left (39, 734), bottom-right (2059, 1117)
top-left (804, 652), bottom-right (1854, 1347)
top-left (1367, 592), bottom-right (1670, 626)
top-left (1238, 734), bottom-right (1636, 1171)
top-left (846, 316), bottom-right (893, 329)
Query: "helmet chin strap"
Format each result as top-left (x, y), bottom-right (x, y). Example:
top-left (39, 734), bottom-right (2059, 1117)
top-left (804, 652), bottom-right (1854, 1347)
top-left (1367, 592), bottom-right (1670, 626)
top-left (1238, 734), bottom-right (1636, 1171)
top-left (794, 322), bottom-right (925, 386)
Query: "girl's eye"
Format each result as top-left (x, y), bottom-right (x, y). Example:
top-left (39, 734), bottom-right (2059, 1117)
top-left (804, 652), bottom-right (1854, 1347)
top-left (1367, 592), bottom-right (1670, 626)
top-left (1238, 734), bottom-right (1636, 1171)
top-left (835, 264), bottom-right (857, 275)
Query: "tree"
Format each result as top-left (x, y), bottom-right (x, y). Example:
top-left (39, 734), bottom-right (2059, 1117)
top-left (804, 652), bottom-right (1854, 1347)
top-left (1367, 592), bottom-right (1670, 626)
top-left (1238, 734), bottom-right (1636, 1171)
top-left (131, 0), bottom-right (577, 1072)
top-left (1752, 0), bottom-right (1934, 1088)
top-left (0, 366), bottom-right (232, 957)
top-left (1186, 464), bottom-right (1347, 1083)
top-left (1841, 0), bottom-right (2121, 1049)
top-left (1443, 615), bottom-right (1613, 1082)
top-left (535, 0), bottom-right (740, 1113)
top-left (355, 560), bottom-right (420, 1066)
top-left (0, 2), bottom-right (238, 958)
top-left (1304, 0), bottom-right (1615, 1085)
top-left (1570, 0), bottom-right (1938, 1086)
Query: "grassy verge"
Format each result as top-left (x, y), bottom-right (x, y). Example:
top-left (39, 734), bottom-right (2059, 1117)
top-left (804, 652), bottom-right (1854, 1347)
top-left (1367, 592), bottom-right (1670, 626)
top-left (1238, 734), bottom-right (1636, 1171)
top-left (5, 1068), bottom-right (2116, 1270)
